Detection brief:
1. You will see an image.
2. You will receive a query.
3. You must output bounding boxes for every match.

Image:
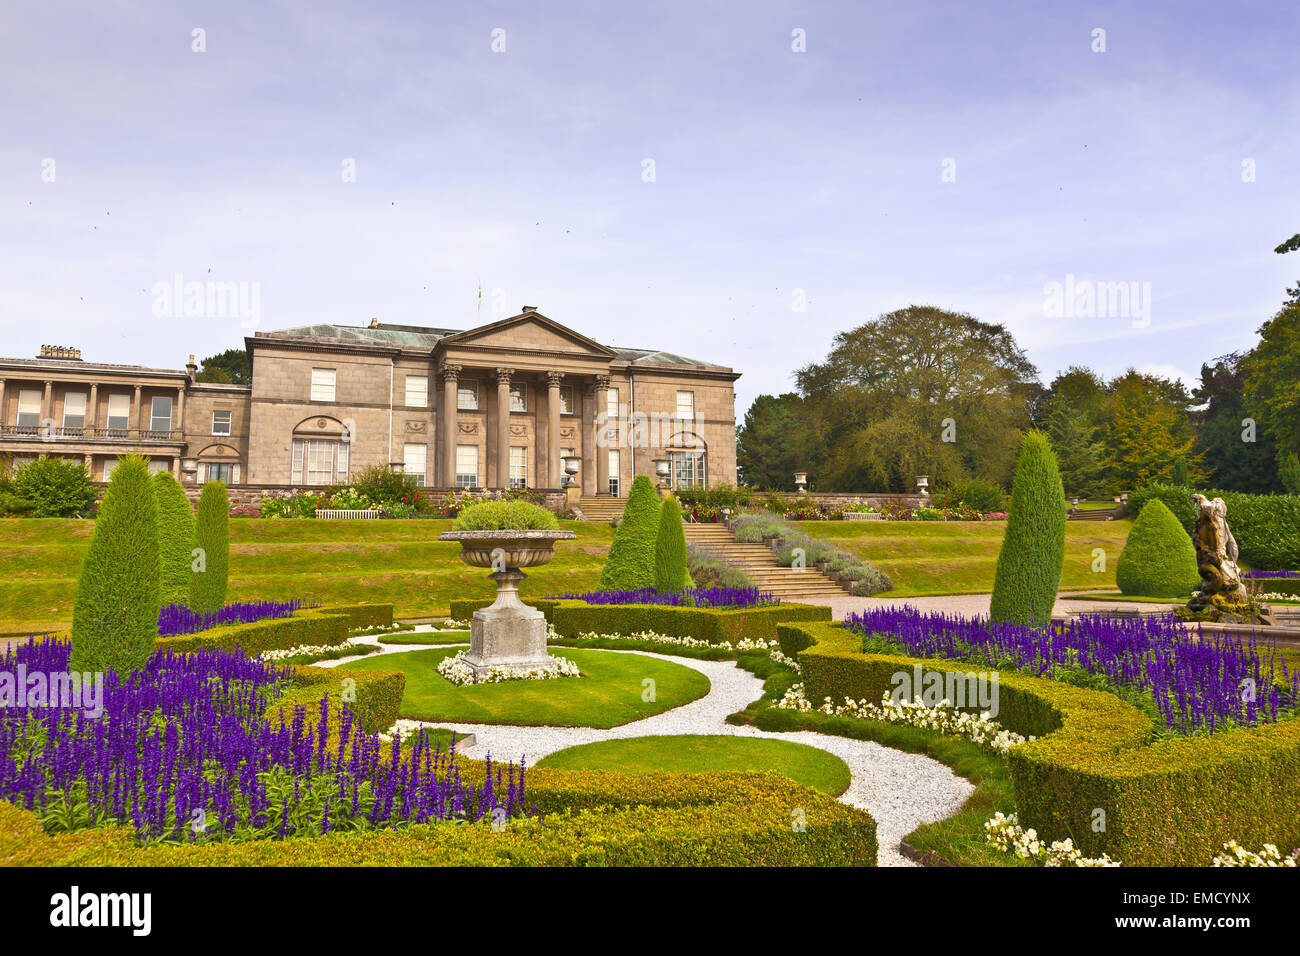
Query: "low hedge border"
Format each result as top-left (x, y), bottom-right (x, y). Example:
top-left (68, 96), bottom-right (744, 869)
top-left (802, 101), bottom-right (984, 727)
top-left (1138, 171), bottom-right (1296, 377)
top-left (777, 619), bottom-right (1300, 865)
top-left (152, 604), bottom-right (394, 656)
top-left (0, 769), bottom-right (876, 867)
top-left (449, 597), bottom-right (831, 645)
top-left (271, 665), bottom-right (406, 736)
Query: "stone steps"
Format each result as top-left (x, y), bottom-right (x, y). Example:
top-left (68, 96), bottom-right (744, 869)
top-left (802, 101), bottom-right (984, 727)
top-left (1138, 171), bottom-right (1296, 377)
top-left (681, 522), bottom-right (849, 600)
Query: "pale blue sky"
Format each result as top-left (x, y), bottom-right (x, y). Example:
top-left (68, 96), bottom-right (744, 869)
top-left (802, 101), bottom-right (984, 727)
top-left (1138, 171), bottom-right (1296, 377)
top-left (1, 0), bottom-right (1296, 414)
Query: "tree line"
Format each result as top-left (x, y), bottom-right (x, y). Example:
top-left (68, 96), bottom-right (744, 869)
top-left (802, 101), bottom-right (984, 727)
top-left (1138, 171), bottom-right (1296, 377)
top-left (738, 235), bottom-right (1300, 498)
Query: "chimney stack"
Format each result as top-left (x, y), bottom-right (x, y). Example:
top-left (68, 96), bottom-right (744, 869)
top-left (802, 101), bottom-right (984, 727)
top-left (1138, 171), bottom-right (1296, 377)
top-left (521, 305), bottom-right (537, 313)
top-left (39, 345), bottom-right (82, 361)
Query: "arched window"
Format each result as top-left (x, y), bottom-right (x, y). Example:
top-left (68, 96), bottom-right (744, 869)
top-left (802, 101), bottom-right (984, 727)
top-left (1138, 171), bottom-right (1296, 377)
top-left (666, 431), bottom-right (707, 489)
top-left (290, 417), bottom-right (351, 486)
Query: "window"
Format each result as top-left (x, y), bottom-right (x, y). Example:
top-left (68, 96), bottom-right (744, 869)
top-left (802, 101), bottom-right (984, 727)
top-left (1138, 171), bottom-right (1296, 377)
top-left (606, 387), bottom-right (619, 418)
top-left (106, 394), bottom-right (130, 434)
top-left (403, 443), bottom-right (427, 486)
top-left (559, 385), bottom-right (575, 415)
top-left (676, 390), bottom-right (695, 420)
top-left (455, 445), bottom-right (478, 489)
top-left (147, 459), bottom-right (168, 474)
top-left (291, 438), bottom-right (348, 486)
top-left (672, 450), bottom-right (707, 489)
top-left (509, 446), bottom-right (528, 489)
top-left (310, 368), bottom-right (336, 402)
top-left (16, 389), bottom-right (41, 429)
top-left (405, 375), bottom-right (428, 408)
top-left (212, 410), bottom-right (232, 436)
top-left (62, 392), bottom-right (86, 433)
top-left (457, 381), bottom-right (479, 410)
top-left (608, 449), bottom-right (620, 497)
top-left (150, 396), bottom-right (173, 433)
top-left (102, 457), bottom-right (118, 481)
top-left (509, 383), bottom-right (527, 412)
top-left (204, 462), bottom-right (234, 483)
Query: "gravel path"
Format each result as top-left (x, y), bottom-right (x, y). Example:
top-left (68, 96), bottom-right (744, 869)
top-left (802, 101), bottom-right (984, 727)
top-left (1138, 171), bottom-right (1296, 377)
top-left (317, 628), bottom-right (974, 866)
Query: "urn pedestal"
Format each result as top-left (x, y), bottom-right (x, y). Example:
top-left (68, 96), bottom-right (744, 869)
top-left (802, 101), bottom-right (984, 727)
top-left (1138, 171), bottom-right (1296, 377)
top-left (437, 529), bottom-right (576, 678)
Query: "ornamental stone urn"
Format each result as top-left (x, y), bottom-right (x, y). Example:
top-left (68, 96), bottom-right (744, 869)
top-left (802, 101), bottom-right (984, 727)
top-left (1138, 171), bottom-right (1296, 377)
top-left (438, 529), bottom-right (576, 677)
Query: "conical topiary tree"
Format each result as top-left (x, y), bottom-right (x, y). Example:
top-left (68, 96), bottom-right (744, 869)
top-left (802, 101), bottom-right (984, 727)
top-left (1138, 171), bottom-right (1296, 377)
top-left (153, 472), bottom-right (196, 608)
top-left (990, 431), bottom-right (1066, 627)
top-left (189, 480), bottom-right (230, 613)
top-left (596, 474), bottom-right (662, 591)
top-left (654, 494), bottom-right (692, 592)
top-left (69, 455), bottom-right (160, 675)
top-left (1116, 498), bottom-right (1199, 598)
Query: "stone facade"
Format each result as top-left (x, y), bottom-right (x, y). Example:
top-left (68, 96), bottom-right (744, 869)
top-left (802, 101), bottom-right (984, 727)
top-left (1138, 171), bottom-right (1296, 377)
top-left (0, 308), bottom-right (741, 494)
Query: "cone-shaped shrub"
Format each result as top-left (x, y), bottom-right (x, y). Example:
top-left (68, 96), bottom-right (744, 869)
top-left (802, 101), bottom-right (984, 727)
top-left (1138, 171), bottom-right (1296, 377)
top-left (1116, 498), bottom-right (1200, 598)
top-left (654, 495), bottom-right (692, 592)
top-left (990, 431), bottom-right (1066, 627)
top-left (69, 455), bottom-right (160, 675)
top-left (596, 474), bottom-right (662, 591)
top-left (153, 472), bottom-right (196, 608)
top-left (189, 480), bottom-right (230, 613)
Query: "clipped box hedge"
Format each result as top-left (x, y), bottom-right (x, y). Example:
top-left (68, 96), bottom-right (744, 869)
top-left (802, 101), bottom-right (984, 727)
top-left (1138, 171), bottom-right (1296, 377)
top-left (778, 619), bottom-right (1300, 866)
top-left (0, 768), bottom-right (875, 867)
top-left (271, 664), bottom-right (406, 735)
top-left (450, 597), bottom-right (830, 645)
top-left (153, 603), bottom-right (393, 656)
top-left (1253, 578), bottom-right (1300, 598)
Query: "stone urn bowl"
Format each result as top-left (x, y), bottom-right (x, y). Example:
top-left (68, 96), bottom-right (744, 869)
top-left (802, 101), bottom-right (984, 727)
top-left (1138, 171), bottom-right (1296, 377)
top-left (438, 529), bottom-right (576, 677)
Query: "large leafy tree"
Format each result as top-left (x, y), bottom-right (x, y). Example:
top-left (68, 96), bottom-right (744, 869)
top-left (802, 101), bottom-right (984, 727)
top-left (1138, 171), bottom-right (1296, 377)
top-left (195, 348), bottom-right (252, 386)
top-left (1190, 352), bottom-right (1278, 493)
top-left (794, 306), bottom-right (1039, 492)
top-left (1242, 304), bottom-right (1300, 464)
top-left (1276, 232), bottom-right (1300, 308)
top-left (735, 393), bottom-right (822, 490)
top-left (1045, 397), bottom-right (1105, 498)
top-left (1103, 370), bottom-right (1202, 492)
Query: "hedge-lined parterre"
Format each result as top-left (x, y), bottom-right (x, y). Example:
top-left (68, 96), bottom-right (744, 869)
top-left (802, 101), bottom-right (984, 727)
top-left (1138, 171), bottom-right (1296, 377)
top-left (153, 603), bottom-right (393, 656)
top-left (776, 618), bottom-right (1300, 865)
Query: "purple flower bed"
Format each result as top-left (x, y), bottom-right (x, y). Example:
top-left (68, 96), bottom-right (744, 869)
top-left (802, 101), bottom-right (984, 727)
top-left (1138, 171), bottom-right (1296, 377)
top-left (0, 638), bottom-right (526, 842)
top-left (157, 599), bottom-right (313, 637)
top-left (559, 586), bottom-right (778, 609)
top-left (1243, 570), bottom-right (1300, 579)
top-left (844, 606), bottom-right (1298, 733)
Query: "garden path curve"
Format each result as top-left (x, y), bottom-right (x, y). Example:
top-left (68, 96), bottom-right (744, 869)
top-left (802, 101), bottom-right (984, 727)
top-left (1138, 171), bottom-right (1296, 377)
top-left (318, 631), bottom-right (975, 867)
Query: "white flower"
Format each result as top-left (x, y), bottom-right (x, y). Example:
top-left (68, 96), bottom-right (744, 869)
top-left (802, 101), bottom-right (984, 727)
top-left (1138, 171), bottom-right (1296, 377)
top-left (436, 649), bottom-right (581, 685)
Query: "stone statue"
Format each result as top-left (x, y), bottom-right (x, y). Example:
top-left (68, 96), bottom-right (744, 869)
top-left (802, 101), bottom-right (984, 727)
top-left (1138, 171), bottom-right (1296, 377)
top-left (1187, 494), bottom-right (1250, 611)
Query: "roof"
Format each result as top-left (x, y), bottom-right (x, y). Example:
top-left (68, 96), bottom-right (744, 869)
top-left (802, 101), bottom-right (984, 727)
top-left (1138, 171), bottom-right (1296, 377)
top-left (0, 356), bottom-right (186, 377)
top-left (612, 347), bottom-right (725, 370)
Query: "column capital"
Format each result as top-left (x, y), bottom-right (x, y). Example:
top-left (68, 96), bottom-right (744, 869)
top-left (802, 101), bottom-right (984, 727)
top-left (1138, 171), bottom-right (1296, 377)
top-left (495, 367), bottom-right (515, 385)
top-left (441, 362), bottom-right (462, 382)
top-left (594, 374), bottom-right (611, 390)
top-left (546, 370), bottom-right (565, 388)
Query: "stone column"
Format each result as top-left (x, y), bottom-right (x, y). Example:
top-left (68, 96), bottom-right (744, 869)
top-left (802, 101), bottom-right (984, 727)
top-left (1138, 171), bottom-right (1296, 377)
top-left (133, 384), bottom-right (143, 434)
top-left (87, 384), bottom-right (98, 435)
top-left (595, 374), bottom-right (611, 496)
top-left (171, 457), bottom-right (181, 478)
top-left (42, 380), bottom-right (53, 433)
top-left (175, 385), bottom-right (186, 438)
top-left (0, 380), bottom-right (5, 427)
top-left (546, 370), bottom-right (563, 489)
top-left (441, 363), bottom-right (461, 488)
top-left (495, 367), bottom-right (513, 490)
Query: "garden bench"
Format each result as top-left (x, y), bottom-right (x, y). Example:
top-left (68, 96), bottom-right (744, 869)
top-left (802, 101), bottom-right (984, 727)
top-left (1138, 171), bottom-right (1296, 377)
top-left (314, 509), bottom-right (380, 519)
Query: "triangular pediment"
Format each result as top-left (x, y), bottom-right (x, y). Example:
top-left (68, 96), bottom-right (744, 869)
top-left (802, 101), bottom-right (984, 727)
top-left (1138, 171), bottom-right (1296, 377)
top-left (439, 311), bottom-right (615, 358)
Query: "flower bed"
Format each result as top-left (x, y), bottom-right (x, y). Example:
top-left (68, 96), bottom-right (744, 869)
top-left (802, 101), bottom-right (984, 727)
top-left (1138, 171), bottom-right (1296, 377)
top-left (1244, 569), bottom-right (1300, 579)
top-left (1, 638), bottom-right (522, 843)
top-left (154, 603), bottom-right (393, 657)
top-left (775, 618), bottom-right (1300, 865)
top-left (558, 586), bottom-right (777, 609)
top-left (157, 599), bottom-right (311, 637)
top-left (436, 649), bottom-right (581, 685)
top-left (843, 606), bottom-right (1296, 733)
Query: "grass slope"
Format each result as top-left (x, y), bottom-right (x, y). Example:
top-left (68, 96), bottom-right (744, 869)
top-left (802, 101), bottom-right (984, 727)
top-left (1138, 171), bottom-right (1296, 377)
top-left (537, 735), bottom-right (851, 796)
top-left (335, 646), bottom-right (710, 728)
top-left (791, 519), bottom-right (1133, 596)
top-left (0, 518), bottom-right (613, 634)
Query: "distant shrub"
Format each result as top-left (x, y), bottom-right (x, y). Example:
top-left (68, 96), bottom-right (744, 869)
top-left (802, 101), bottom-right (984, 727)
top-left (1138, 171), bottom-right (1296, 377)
top-left (596, 475), bottom-right (662, 591)
top-left (990, 431), bottom-right (1066, 627)
top-left (686, 543), bottom-right (756, 589)
top-left (190, 481), bottom-right (230, 614)
top-left (453, 500), bottom-right (559, 530)
top-left (69, 456), bottom-right (160, 674)
top-left (152, 473), bottom-right (196, 608)
top-left (0, 492), bottom-right (37, 516)
top-left (352, 463), bottom-right (421, 507)
top-left (654, 496), bottom-right (692, 592)
top-left (1127, 483), bottom-right (1300, 571)
top-left (1116, 499), bottom-right (1199, 598)
top-left (944, 478), bottom-right (1005, 514)
top-left (11, 456), bottom-right (95, 517)
top-left (1280, 454), bottom-right (1300, 496)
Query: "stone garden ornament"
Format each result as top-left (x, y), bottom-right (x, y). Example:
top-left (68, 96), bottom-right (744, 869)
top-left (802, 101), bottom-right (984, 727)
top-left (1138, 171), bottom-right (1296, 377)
top-left (1187, 493), bottom-right (1259, 619)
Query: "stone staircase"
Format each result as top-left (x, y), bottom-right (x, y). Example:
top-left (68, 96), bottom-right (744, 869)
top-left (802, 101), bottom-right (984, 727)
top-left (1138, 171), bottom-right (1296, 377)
top-left (577, 495), bottom-right (627, 522)
top-left (682, 523), bottom-right (848, 600)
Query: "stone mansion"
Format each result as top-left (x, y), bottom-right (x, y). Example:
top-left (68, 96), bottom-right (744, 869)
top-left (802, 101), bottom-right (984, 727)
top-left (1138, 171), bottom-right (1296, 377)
top-left (0, 308), bottom-right (740, 496)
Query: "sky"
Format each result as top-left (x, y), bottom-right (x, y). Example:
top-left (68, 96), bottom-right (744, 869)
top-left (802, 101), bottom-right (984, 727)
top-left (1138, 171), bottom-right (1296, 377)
top-left (2, 0), bottom-right (1297, 417)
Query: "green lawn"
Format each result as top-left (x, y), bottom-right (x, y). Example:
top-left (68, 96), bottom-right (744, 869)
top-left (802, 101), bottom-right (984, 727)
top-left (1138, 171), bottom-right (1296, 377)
top-left (380, 629), bottom-right (472, 645)
top-left (335, 646), bottom-right (711, 728)
top-left (536, 734), bottom-right (852, 796)
top-left (0, 518), bottom-right (612, 634)
top-left (793, 519), bottom-right (1134, 596)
